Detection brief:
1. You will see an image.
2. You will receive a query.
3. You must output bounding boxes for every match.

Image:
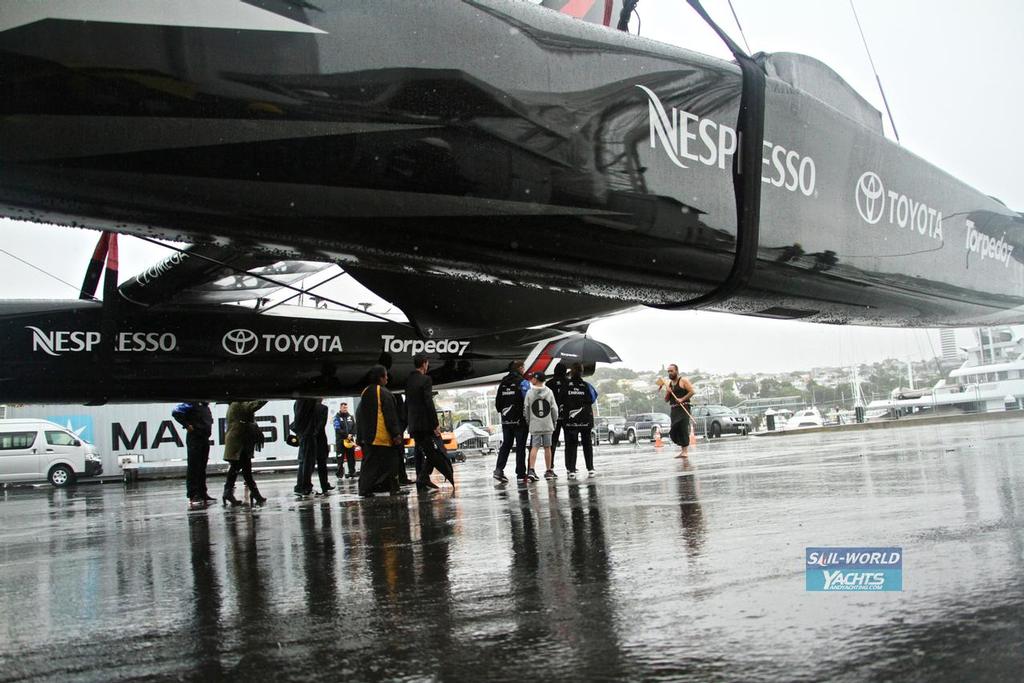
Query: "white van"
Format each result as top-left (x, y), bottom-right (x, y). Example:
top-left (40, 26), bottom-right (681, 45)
top-left (0, 419), bottom-right (103, 487)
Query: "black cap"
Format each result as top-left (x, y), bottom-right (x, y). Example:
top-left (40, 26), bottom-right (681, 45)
top-left (531, 371), bottom-right (546, 381)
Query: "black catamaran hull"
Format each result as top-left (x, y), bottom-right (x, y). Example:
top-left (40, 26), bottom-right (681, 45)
top-left (0, 300), bottom-right (563, 403)
top-left (1, 0), bottom-right (1021, 331)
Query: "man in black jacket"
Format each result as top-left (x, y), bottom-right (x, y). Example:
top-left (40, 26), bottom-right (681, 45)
top-left (314, 400), bottom-right (334, 494)
top-left (406, 354), bottom-right (441, 493)
top-left (172, 401), bottom-right (214, 507)
top-left (545, 363), bottom-right (569, 460)
top-left (292, 398), bottom-right (320, 496)
top-left (492, 360), bottom-right (530, 483)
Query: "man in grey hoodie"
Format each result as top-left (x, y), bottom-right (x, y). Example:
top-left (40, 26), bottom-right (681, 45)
top-left (524, 371), bottom-right (559, 482)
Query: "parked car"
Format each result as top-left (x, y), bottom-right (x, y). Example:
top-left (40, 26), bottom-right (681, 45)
top-left (594, 416), bottom-right (627, 445)
top-left (691, 405), bottom-right (752, 438)
top-left (624, 413), bottom-right (672, 443)
top-left (0, 419), bottom-right (103, 487)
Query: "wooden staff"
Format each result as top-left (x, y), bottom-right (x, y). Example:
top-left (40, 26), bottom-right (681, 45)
top-left (655, 377), bottom-right (694, 421)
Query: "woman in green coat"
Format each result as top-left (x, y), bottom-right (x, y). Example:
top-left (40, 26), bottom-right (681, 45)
top-left (223, 399), bottom-right (268, 506)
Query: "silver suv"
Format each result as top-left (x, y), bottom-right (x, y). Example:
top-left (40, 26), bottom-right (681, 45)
top-left (691, 405), bottom-right (751, 438)
top-left (624, 413), bottom-right (672, 443)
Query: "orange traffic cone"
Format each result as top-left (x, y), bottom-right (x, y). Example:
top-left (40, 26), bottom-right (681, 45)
top-left (654, 429), bottom-right (664, 449)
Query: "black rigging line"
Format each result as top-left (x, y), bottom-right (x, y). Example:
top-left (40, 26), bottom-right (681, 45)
top-left (0, 247), bottom-right (98, 300)
top-left (727, 0), bottom-right (752, 55)
top-left (258, 268), bottom-right (347, 314)
top-left (849, 0), bottom-right (900, 143)
top-left (132, 235), bottom-right (413, 328)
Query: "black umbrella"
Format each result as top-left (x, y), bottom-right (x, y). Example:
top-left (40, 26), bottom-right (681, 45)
top-left (552, 335), bottom-right (621, 364)
top-left (428, 434), bottom-right (456, 491)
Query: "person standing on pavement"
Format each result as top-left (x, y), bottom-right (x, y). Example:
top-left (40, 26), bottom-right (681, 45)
top-left (493, 360), bottom-right (530, 483)
top-left (406, 354), bottom-right (442, 494)
top-left (333, 402), bottom-right (357, 480)
top-left (314, 400), bottom-right (334, 495)
top-left (662, 364), bottom-right (696, 459)
top-left (545, 363), bottom-right (569, 461)
top-left (172, 401), bottom-right (215, 508)
top-left (223, 399), bottom-right (268, 506)
top-left (562, 363), bottom-right (599, 479)
top-left (292, 398), bottom-right (320, 496)
top-left (356, 365), bottom-right (407, 497)
top-left (524, 372), bottom-right (558, 482)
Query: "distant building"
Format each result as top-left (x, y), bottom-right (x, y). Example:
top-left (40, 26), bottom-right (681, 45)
top-left (940, 328), bottom-right (960, 363)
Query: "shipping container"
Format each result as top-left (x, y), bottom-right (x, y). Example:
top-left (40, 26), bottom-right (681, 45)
top-left (0, 398), bottom-right (355, 478)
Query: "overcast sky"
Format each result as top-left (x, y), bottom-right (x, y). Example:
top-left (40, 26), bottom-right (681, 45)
top-left (1, 0), bottom-right (1020, 374)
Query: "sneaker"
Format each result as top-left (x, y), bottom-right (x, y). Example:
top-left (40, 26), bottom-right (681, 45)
top-left (588, 470), bottom-right (597, 478)
top-left (527, 469), bottom-right (540, 482)
top-left (544, 469), bottom-right (556, 479)
top-left (493, 469), bottom-right (509, 483)
top-left (567, 471), bottom-right (577, 480)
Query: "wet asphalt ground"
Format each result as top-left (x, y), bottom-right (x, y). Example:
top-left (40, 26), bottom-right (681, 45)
top-left (1, 418), bottom-right (1022, 682)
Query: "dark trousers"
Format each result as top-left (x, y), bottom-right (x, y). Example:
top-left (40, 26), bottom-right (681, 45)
top-left (410, 430), bottom-right (438, 484)
top-left (494, 424), bottom-right (528, 478)
top-left (337, 440), bottom-right (356, 476)
top-left (185, 430), bottom-right (211, 500)
top-left (225, 455), bottom-right (256, 493)
top-left (295, 435), bottom-right (316, 493)
top-left (670, 417), bottom-right (690, 447)
top-left (552, 422), bottom-right (563, 456)
top-left (315, 442), bottom-right (330, 490)
top-left (564, 427), bottom-right (594, 472)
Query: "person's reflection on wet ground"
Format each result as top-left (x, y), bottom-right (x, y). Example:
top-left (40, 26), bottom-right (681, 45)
top-left (356, 499), bottom-right (419, 677)
top-left (186, 512), bottom-right (225, 680)
top-left (409, 495), bottom-right (456, 676)
top-left (677, 461), bottom-right (705, 556)
top-left (563, 482), bottom-right (626, 678)
top-left (299, 502), bottom-right (340, 623)
top-left (508, 485), bottom-right (542, 639)
top-left (223, 513), bottom-right (274, 676)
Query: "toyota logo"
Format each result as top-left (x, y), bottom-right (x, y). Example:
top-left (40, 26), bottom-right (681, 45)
top-left (222, 328), bottom-right (259, 356)
top-left (855, 171), bottom-right (885, 224)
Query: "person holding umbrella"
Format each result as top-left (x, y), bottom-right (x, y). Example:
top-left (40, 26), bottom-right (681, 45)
top-left (545, 363), bottom-right (569, 466)
top-left (562, 363), bottom-right (599, 479)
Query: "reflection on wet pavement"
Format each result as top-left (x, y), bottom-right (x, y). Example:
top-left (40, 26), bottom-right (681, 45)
top-left (1, 420), bottom-right (1022, 681)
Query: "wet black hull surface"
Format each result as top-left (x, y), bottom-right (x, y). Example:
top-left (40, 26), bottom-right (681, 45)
top-left (1, 0), bottom-right (1022, 327)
